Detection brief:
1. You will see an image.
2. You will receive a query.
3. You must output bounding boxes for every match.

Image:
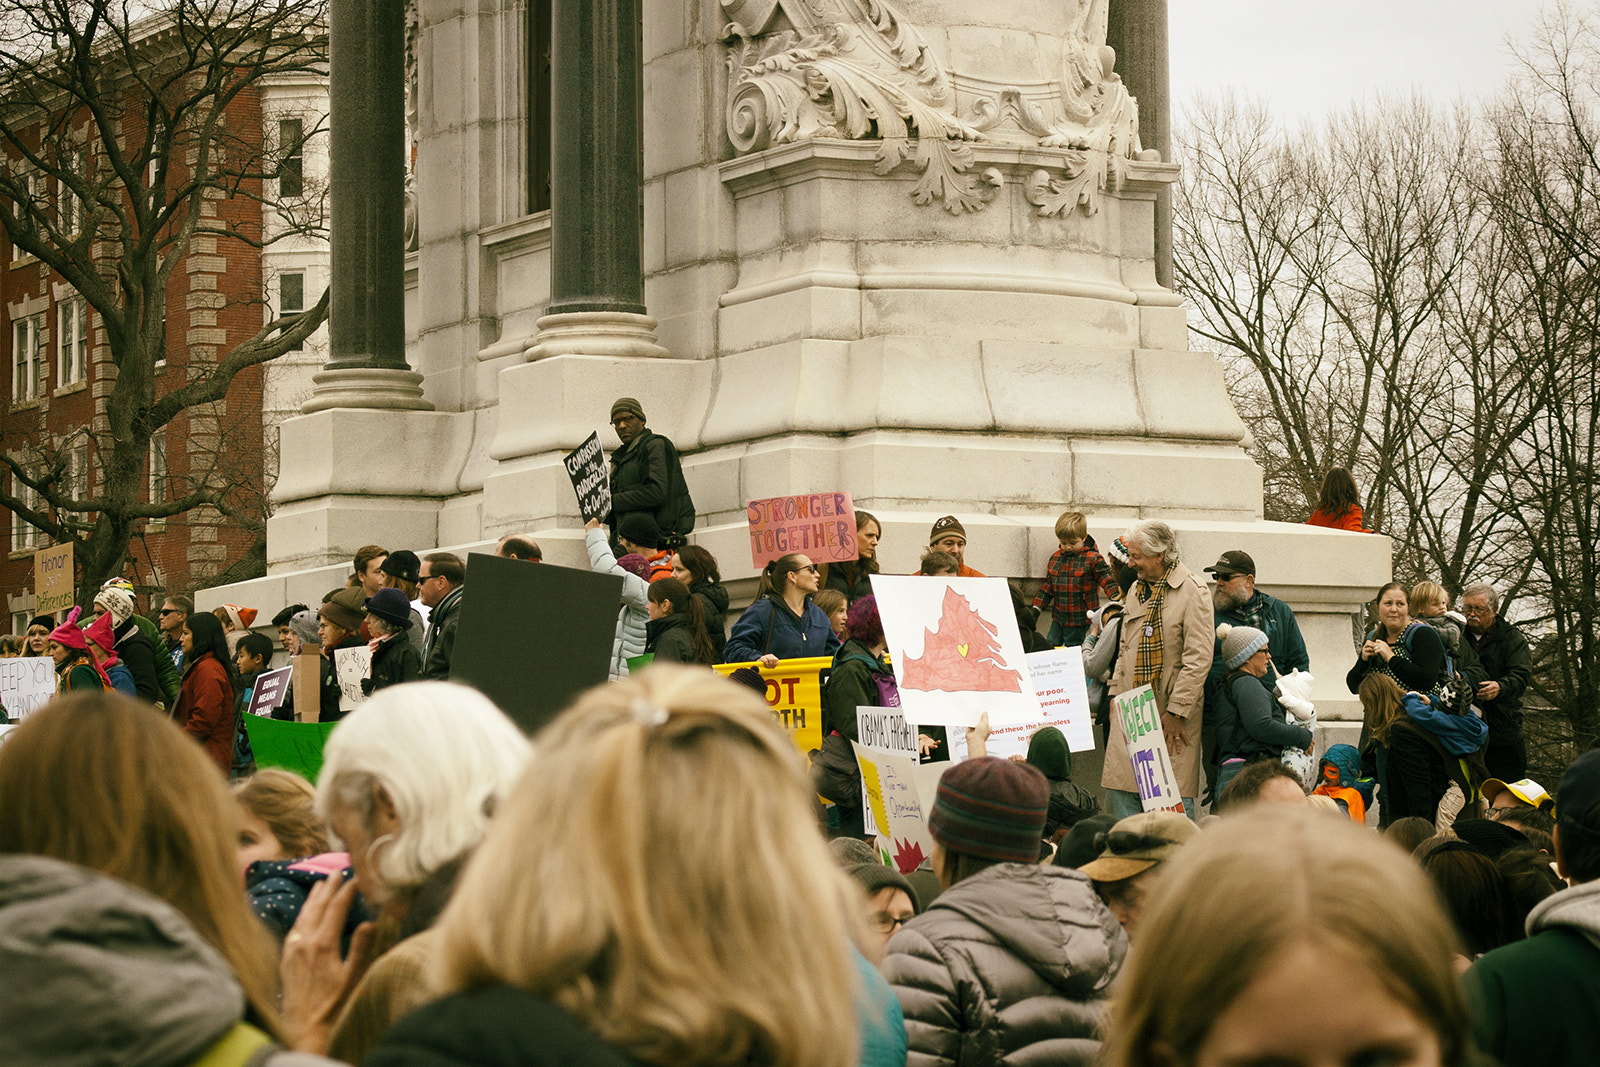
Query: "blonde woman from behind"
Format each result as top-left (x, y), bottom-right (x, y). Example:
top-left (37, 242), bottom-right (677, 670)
top-left (365, 666), bottom-right (874, 1067)
top-left (1101, 805), bottom-right (1471, 1067)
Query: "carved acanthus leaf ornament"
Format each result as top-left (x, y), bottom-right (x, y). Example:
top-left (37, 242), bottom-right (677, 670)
top-left (721, 0), bottom-right (1145, 217)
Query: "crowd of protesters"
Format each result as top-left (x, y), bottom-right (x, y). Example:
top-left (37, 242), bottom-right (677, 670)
top-left (0, 411), bottom-right (1591, 1065)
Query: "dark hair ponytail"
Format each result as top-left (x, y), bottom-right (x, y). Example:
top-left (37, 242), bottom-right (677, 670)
top-left (648, 578), bottom-right (716, 665)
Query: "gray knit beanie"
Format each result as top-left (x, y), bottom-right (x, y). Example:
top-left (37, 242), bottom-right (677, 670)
top-left (1216, 622), bottom-right (1268, 670)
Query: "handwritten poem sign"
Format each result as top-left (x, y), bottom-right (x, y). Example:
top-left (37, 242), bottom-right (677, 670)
top-left (0, 657), bottom-right (55, 721)
top-left (246, 666), bottom-right (293, 718)
top-left (563, 431), bottom-right (613, 523)
top-left (747, 492), bottom-right (857, 568)
top-left (333, 646), bottom-right (372, 712)
top-left (1115, 684), bottom-right (1185, 814)
top-left (853, 742), bottom-right (938, 874)
top-left (34, 543), bottom-right (74, 614)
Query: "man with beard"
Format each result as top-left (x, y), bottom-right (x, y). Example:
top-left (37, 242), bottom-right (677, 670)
top-left (1203, 551), bottom-right (1309, 797)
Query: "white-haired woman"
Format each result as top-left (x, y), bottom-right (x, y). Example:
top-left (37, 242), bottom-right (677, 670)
top-left (364, 666), bottom-right (890, 1067)
top-left (279, 682), bottom-right (531, 1063)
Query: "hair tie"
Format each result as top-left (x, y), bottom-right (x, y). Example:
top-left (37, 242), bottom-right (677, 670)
top-left (630, 698), bottom-right (669, 728)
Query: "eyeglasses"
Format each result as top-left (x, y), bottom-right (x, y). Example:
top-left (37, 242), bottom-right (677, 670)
top-left (1094, 830), bottom-right (1170, 855)
top-left (800, 564), bottom-right (820, 574)
top-left (158, 608), bottom-right (181, 616)
top-left (866, 912), bottom-right (911, 934)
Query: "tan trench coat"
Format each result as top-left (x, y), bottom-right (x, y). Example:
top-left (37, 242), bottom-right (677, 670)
top-left (1102, 560), bottom-right (1215, 798)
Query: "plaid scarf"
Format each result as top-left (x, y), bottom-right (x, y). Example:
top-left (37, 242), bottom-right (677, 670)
top-left (1132, 563), bottom-right (1176, 687)
top-left (1237, 591), bottom-right (1268, 631)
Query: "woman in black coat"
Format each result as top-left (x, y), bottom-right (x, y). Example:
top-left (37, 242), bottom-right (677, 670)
top-left (671, 545), bottom-right (728, 661)
top-left (362, 588), bottom-right (422, 694)
top-left (644, 580), bottom-right (715, 666)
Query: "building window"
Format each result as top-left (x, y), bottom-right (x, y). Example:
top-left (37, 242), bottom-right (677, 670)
top-left (280, 271), bottom-right (304, 352)
top-left (65, 440), bottom-right (87, 503)
top-left (57, 296), bottom-right (87, 387)
top-left (57, 147), bottom-right (86, 235)
top-left (12, 312), bottom-right (44, 401)
top-left (279, 118), bottom-right (304, 197)
top-left (148, 433), bottom-right (167, 530)
top-left (10, 476), bottom-right (40, 552)
top-left (10, 170), bottom-right (44, 261)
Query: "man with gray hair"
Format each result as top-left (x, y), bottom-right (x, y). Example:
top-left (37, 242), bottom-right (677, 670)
top-left (1102, 520), bottom-right (1214, 818)
top-left (1462, 582), bottom-right (1533, 782)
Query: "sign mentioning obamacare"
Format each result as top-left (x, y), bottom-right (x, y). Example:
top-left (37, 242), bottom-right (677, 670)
top-left (747, 492), bottom-right (858, 568)
top-left (562, 431), bottom-right (613, 524)
top-left (1115, 684), bottom-right (1186, 814)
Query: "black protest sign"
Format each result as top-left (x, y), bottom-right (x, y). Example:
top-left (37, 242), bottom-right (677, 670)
top-left (449, 553), bottom-right (622, 734)
top-left (563, 431), bottom-right (613, 522)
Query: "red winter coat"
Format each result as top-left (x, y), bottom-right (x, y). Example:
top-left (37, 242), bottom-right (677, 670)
top-left (172, 651), bottom-right (235, 775)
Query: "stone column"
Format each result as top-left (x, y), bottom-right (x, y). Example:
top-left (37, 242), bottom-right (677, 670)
top-left (525, 0), bottom-right (667, 360)
top-left (1107, 0), bottom-right (1173, 290)
top-left (304, 0), bottom-right (432, 412)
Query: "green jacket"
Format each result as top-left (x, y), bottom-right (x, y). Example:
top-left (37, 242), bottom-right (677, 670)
top-left (1463, 879), bottom-right (1600, 1067)
top-left (823, 639), bottom-right (892, 741)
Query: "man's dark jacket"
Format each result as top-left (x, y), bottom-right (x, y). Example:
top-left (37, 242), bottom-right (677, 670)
top-left (607, 428), bottom-right (695, 538)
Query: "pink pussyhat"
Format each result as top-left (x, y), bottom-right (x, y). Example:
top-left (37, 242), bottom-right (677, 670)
top-left (48, 606), bottom-right (88, 651)
top-left (83, 609), bottom-right (118, 653)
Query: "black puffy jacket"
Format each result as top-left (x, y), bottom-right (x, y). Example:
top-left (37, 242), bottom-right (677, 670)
top-left (883, 863), bottom-right (1126, 1067)
top-left (607, 429), bottom-right (695, 539)
top-left (689, 578), bottom-right (728, 661)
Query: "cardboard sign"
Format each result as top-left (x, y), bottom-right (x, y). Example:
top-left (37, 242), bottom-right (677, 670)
top-left (292, 653), bottom-right (322, 723)
top-left (0, 656), bottom-right (55, 721)
top-left (747, 492), bottom-right (858, 567)
top-left (450, 553), bottom-right (622, 734)
top-left (34, 542), bottom-right (74, 614)
top-left (1116, 684), bottom-right (1186, 814)
top-left (713, 655), bottom-right (828, 757)
top-left (246, 666), bottom-right (294, 718)
top-left (563, 431), bottom-right (613, 523)
top-left (870, 575), bottom-right (1041, 728)
top-left (853, 743), bottom-right (939, 874)
top-left (243, 716), bottom-right (339, 783)
top-left (333, 646), bottom-right (372, 711)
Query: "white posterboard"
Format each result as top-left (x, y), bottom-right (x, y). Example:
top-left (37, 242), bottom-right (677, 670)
top-left (853, 742), bottom-right (940, 875)
top-left (0, 657), bottom-right (56, 721)
top-left (1115, 684), bottom-right (1186, 814)
top-left (333, 645), bottom-right (372, 712)
top-left (870, 575), bottom-right (1040, 728)
top-left (961, 647), bottom-right (1096, 759)
top-left (856, 705), bottom-right (929, 839)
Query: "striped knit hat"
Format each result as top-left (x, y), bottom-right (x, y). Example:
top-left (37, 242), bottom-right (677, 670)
top-left (929, 756), bottom-right (1049, 863)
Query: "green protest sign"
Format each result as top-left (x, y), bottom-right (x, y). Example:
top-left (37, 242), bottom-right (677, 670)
top-left (243, 715), bottom-right (339, 783)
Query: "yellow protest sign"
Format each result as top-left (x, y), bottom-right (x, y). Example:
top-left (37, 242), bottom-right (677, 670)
top-left (857, 748), bottom-right (890, 834)
top-left (714, 655), bottom-right (829, 757)
top-left (34, 543), bottom-right (74, 615)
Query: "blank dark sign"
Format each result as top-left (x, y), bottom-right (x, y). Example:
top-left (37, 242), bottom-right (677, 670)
top-left (449, 553), bottom-right (622, 734)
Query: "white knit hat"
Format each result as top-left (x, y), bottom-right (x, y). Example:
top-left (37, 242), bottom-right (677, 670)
top-left (1216, 622), bottom-right (1268, 670)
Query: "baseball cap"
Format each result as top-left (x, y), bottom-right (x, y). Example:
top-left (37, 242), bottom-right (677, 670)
top-left (1203, 550), bottom-right (1257, 579)
top-left (1079, 811), bottom-right (1198, 883)
top-left (1481, 778), bottom-right (1553, 812)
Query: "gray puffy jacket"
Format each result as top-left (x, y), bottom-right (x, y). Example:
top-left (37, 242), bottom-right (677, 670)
top-left (586, 527), bottom-right (649, 679)
top-left (882, 862), bottom-right (1126, 1067)
top-left (0, 854), bottom-right (338, 1066)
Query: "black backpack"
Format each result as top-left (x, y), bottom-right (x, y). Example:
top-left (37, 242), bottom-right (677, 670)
top-left (655, 436), bottom-right (696, 538)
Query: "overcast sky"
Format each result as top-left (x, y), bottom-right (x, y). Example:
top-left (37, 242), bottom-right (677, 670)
top-left (1168, 0), bottom-right (1545, 126)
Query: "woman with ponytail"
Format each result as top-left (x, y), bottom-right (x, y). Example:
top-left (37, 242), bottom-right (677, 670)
top-left (723, 553), bottom-right (840, 668)
top-left (645, 578), bottom-right (716, 666)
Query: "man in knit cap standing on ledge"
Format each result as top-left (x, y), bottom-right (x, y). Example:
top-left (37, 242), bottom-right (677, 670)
top-left (883, 757), bottom-right (1126, 1066)
top-left (605, 397), bottom-right (696, 548)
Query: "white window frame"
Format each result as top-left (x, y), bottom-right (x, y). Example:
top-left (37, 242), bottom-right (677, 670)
top-left (279, 271), bottom-right (305, 352)
top-left (65, 440), bottom-right (87, 503)
top-left (9, 476), bottom-right (40, 552)
top-left (12, 311), bottom-right (43, 401)
top-left (278, 117), bottom-right (304, 197)
top-left (57, 295), bottom-right (87, 387)
top-left (56, 146), bottom-right (86, 236)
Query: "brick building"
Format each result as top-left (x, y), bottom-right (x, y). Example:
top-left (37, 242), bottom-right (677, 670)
top-left (0, 19), bottom-right (328, 631)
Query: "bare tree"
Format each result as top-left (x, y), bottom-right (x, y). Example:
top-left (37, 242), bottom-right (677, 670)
top-left (0, 0), bottom-right (328, 604)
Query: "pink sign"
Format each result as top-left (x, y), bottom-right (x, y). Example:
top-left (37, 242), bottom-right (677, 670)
top-left (747, 492), bottom-right (858, 567)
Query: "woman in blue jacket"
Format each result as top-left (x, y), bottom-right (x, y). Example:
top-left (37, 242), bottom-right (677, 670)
top-left (724, 553), bottom-right (841, 666)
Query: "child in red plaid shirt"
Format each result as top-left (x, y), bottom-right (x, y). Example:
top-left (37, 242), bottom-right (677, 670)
top-left (1033, 511), bottom-right (1120, 647)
